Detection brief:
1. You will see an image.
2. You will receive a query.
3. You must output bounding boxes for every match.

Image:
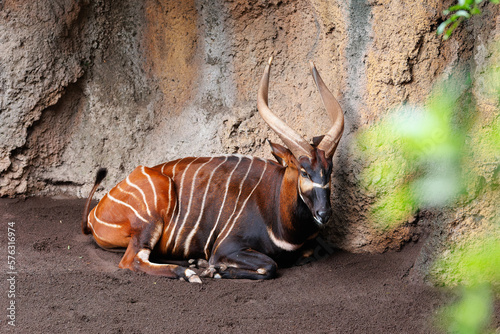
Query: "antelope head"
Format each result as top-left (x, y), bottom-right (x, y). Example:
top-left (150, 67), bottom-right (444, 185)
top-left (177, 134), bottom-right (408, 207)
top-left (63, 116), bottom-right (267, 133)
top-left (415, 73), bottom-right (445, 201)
top-left (257, 57), bottom-right (344, 226)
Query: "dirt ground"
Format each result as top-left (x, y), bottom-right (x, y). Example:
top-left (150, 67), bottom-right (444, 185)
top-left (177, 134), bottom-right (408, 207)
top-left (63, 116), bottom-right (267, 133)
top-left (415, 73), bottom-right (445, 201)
top-left (0, 197), bottom-right (496, 333)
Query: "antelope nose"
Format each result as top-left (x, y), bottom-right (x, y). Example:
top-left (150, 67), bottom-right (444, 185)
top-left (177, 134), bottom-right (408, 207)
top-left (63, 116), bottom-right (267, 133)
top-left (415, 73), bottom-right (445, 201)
top-left (316, 209), bottom-right (332, 224)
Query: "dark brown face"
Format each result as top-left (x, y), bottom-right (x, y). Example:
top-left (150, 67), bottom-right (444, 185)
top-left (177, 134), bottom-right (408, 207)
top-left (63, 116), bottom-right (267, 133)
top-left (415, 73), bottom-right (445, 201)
top-left (297, 149), bottom-right (333, 226)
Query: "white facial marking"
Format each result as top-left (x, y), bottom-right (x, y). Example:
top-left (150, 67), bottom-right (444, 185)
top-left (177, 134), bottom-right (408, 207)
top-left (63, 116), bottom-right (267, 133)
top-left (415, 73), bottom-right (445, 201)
top-left (312, 182), bottom-right (329, 189)
top-left (313, 216), bottom-right (324, 226)
top-left (300, 177), bottom-right (314, 193)
top-left (300, 176), bottom-right (329, 192)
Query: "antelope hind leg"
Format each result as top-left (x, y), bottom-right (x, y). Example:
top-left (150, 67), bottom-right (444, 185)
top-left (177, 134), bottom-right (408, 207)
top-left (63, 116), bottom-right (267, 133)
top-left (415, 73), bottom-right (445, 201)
top-left (133, 248), bottom-right (201, 283)
top-left (118, 222), bottom-right (202, 283)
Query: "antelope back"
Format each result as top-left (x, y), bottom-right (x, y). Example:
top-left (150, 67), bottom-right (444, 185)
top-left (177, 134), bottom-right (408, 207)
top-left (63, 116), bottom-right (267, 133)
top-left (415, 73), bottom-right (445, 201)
top-left (152, 155), bottom-right (280, 259)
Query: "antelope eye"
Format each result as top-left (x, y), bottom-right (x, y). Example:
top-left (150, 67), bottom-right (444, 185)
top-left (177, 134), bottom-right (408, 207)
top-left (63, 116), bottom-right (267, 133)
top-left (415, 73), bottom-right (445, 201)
top-left (300, 170), bottom-right (309, 178)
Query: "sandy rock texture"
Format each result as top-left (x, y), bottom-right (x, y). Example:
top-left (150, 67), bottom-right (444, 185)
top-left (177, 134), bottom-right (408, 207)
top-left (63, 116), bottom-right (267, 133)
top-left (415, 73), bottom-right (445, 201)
top-left (0, 0), bottom-right (498, 256)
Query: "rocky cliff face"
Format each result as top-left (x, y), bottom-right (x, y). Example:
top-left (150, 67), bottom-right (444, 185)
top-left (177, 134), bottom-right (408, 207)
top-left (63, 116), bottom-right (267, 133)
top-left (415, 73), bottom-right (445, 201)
top-left (1, 0), bottom-right (498, 255)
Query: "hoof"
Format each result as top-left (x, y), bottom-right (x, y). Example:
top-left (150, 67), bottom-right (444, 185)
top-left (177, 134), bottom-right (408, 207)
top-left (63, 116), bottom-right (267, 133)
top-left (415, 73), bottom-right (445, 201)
top-left (200, 266), bottom-right (216, 278)
top-left (197, 259), bottom-right (209, 268)
top-left (185, 268), bottom-right (202, 284)
top-left (188, 275), bottom-right (202, 284)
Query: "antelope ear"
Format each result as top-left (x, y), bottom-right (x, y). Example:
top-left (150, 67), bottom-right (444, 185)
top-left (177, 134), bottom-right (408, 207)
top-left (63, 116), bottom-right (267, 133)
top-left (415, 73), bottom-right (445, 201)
top-left (268, 140), bottom-right (296, 167)
top-left (312, 135), bottom-right (325, 147)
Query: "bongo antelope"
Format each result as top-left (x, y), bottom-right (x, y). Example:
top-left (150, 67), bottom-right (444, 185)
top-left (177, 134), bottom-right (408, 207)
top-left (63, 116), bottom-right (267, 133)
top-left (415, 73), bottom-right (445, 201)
top-left (82, 57), bottom-right (344, 282)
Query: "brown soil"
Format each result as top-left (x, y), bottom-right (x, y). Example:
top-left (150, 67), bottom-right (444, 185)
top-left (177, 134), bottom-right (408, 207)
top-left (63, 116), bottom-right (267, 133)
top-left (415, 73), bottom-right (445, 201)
top-left (0, 197), bottom-right (462, 333)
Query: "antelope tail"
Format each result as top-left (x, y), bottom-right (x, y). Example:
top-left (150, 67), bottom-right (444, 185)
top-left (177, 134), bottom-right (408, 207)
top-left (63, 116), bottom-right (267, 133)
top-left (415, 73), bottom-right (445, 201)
top-left (82, 168), bottom-right (108, 234)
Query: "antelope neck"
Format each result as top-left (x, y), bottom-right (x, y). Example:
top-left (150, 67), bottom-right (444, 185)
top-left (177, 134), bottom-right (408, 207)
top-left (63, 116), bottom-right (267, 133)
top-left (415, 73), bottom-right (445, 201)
top-left (273, 166), bottom-right (318, 246)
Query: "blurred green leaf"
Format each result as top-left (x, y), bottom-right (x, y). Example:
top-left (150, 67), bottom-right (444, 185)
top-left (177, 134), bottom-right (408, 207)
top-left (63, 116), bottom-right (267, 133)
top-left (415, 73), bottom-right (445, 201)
top-left (411, 171), bottom-right (461, 207)
top-left (438, 0), bottom-right (498, 39)
top-left (433, 234), bottom-right (500, 288)
top-left (455, 10), bottom-right (472, 18)
top-left (470, 7), bottom-right (482, 14)
top-left (355, 73), bottom-right (468, 228)
top-left (358, 18), bottom-right (499, 334)
top-left (434, 233), bottom-right (500, 333)
top-left (439, 285), bottom-right (493, 334)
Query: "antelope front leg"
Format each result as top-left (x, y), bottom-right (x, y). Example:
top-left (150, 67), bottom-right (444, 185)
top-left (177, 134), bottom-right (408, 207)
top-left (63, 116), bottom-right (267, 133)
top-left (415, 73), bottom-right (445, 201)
top-left (208, 249), bottom-right (278, 280)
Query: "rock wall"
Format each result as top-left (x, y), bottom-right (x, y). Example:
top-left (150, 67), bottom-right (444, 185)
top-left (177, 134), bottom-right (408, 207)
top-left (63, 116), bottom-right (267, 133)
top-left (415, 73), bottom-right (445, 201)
top-left (0, 0), bottom-right (498, 254)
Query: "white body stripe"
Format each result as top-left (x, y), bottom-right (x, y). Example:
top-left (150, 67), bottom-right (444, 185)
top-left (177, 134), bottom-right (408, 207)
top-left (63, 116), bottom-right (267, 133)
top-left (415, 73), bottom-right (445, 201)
top-left (217, 157), bottom-right (256, 242)
top-left (183, 156), bottom-right (229, 256)
top-left (161, 185), bottom-right (178, 251)
top-left (87, 209), bottom-right (122, 246)
top-left (170, 158), bottom-right (185, 178)
top-left (173, 157), bottom-right (214, 252)
top-left (165, 158), bottom-right (200, 252)
top-left (203, 156), bottom-right (243, 258)
top-left (163, 177), bottom-right (174, 220)
top-left (92, 209), bottom-right (123, 229)
top-left (149, 222), bottom-right (163, 247)
top-left (116, 184), bottom-right (142, 207)
top-left (126, 174), bottom-right (152, 217)
top-left (215, 159), bottom-right (268, 252)
top-left (108, 192), bottom-right (149, 223)
top-left (141, 166), bottom-right (158, 211)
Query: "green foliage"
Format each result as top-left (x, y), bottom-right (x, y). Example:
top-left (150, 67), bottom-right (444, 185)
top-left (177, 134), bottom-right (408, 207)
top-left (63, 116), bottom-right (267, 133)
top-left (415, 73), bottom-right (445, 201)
top-left (437, 0), bottom-right (499, 40)
top-left (433, 233), bottom-right (500, 289)
top-left (355, 74), bottom-right (469, 230)
top-left (356, 40), bottom-right (499, 333)
top-left (356, 41), bottom-right (499, 229)
top-left (461, 115), bottom-right (500, 206)
top-left (434, 233), bottom-right (500, 333)
top-left (438, 284), bottom-right (494, 334)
